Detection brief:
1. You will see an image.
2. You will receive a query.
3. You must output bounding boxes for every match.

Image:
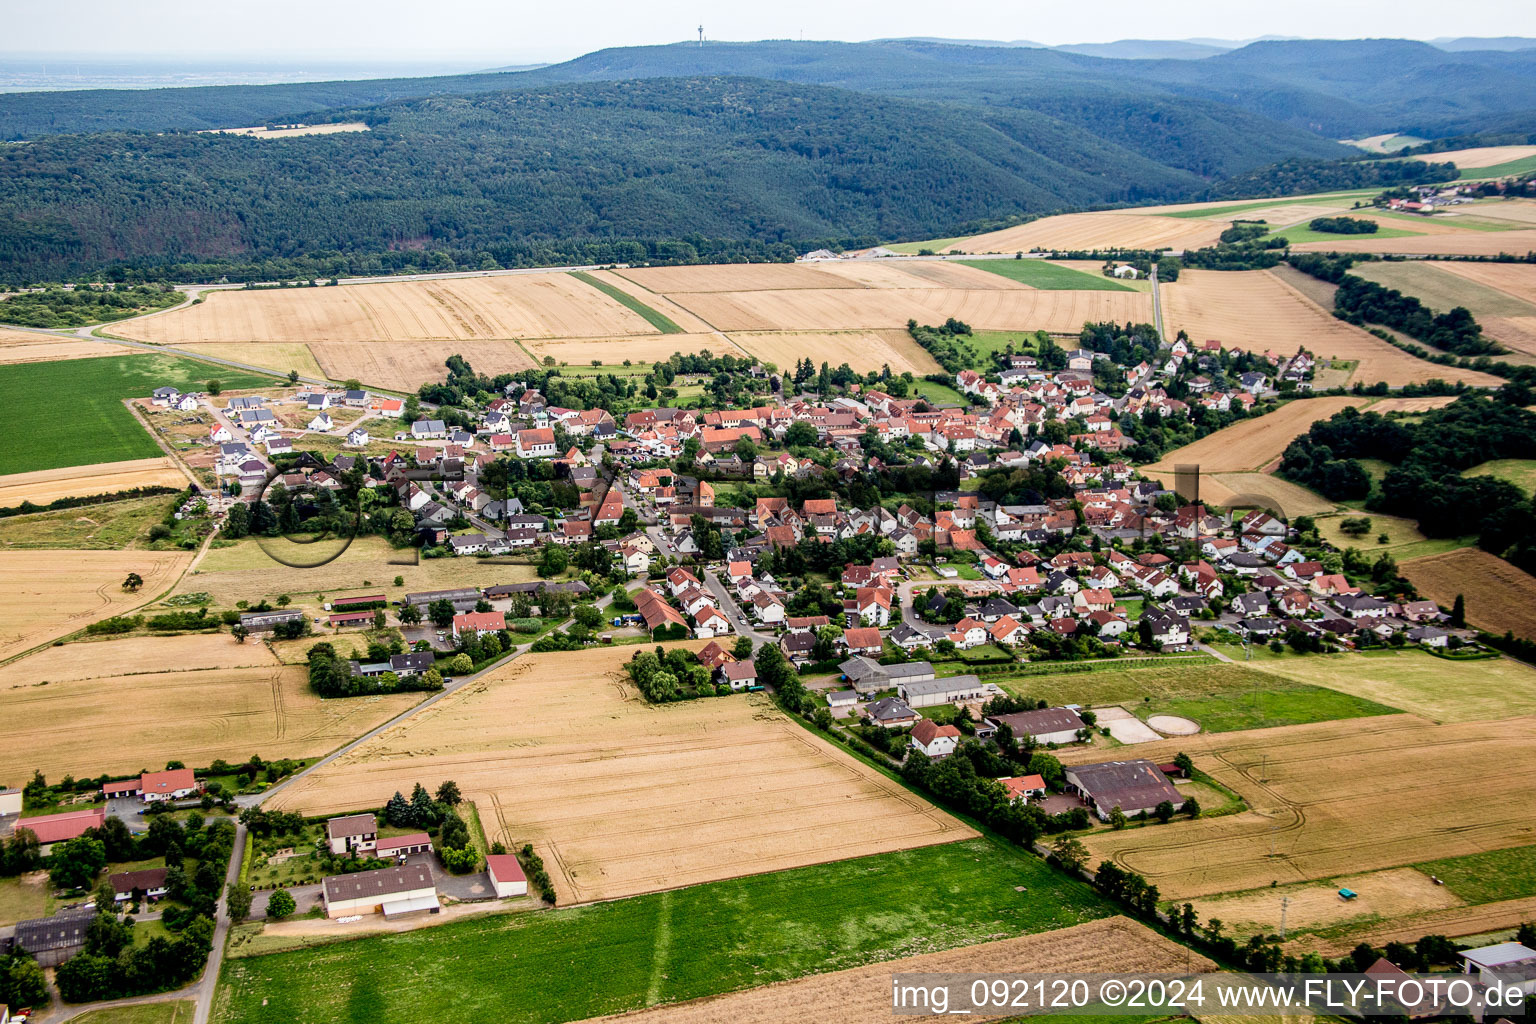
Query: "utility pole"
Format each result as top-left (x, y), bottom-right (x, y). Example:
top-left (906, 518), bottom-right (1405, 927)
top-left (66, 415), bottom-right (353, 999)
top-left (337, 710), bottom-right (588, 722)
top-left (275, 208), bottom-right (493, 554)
top-left (1279, 896), bottom-right (1289, 939)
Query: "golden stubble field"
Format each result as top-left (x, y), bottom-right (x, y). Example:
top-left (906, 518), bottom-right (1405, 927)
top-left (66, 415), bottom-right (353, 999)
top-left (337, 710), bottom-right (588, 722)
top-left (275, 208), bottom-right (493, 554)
top-left (1164, 270), bottom-right (1502, 386)
top-left (0, 457), bottom-right (189, 506)
top-left (576, 918), bottom-right (1212, 1024)
top-left (118, 274), bottom-right (657, 345)
top-left (0, 329), bottom-right (135, 364)
top-left (942, 212), bottom-right (1226, 254)
top-left (1401, 547), bottom-right (1536, 640)
top-left (0, 637), bottom-right (422, 780)
top-left (1063, 714), bottom-right (1536, 904)
top-left (0, 549), bottom-right (193, 662)
top-left (727, 330), bottom-right (942, 375)
top-left (267, 645), bottom-right (976, 904)
top-left (1145, 396), bottom-right (1362, 475)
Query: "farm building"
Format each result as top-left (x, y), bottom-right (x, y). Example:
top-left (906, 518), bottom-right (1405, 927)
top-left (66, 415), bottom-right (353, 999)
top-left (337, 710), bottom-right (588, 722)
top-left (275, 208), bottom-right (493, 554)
top-left (1460, 942), bottom-right (1536, 995)
top-left (910, 720), bottom-right (961, 759)
top-left (0, 786), bottom-right (20, 816)
top-left (326, 813), bottom-right (379, 855)
top-left (15, 808), bottom-right (105, 853)
top-left (328, 610), bottom-right (376, 628)
top-left (865, 697), bottom-right (919, 729)
top-left (238, 609), bottom-right (307, 632)
top-left (403, 587), bottom-right (481, 610)
top-left (452, 610), bottom-right (506, 639)
top-left (486, 854), bottom-right (529, 898)
top-left (376, 833), bottom-right (433, 859)
top-left (100, 767), bottom-right (200, 803)
top-left (897, 674), bottom-right (1000, 709)
top-left (999, 775), bottom-right (1047, 804)
top-left (1064, 760), bottom-right (1182, 821)
top-left (990, 707), bottom-right (1088, 745)
top-left (839, 657), bottom-right (935, 692)
top-left (14, 907), bottom-right (94, 967)
top-left (828, 689), bottom-right (860, 710)
top-left (111, 867), bottom-right (169, 902)
top-left (321, 863), bottom-right (438, 919)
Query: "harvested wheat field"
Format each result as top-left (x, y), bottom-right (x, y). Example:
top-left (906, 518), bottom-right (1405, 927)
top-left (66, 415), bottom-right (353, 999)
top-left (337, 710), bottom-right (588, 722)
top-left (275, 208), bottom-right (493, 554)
top-left (0, 331), bottom-right (134, 364)
top-left (1454, 199), bottom-right (1536, 225)
top-left (176, 535), bottom-right (535, 609)
top-left (203, 122), bottom-right (370, 138)
top-left (1366, 395), bottom-right (1460, 413)
top-left (811, 259), bottom-right (1030, 290)
top-left (674, 287), bottom-right (1150, 333)
top-left (18, 632), bottom-right (279, 682)
top-left (616, 264), bottom-right (860, 293)
top-left (1204, 472), bottom-right (1335, 517)
top-left (0, 662), bottom-right (420, 781)
top-left (1164, 270), bottom-right (1501, 386)
top-left (581, 270), bottom-right (717, 332)
top-left (727, 330), bottom-right (942, 375)
top-left (1144, 397), bottom-right (1361, 476)
top-left (1402, 547), bottom-right (1536, 640)
top-left (0, 549), bottom-right (192, 662)
top-left (577, 918), bottom-right (1211, 1024)
top-left (1482, 317), bottom-right (1536, 357)
top-left (308, 340), bottom-right (536, 391)
top-left (1192, 867), bottom-right (1464, 942)
top-left (177, 342), bottom-right (329, 381)
top-left (944, 212), bottom-right (1224, 254)
top-left (1294, 228), bottom-right (1536, 256)
top-left (0, 457), bottom-right (188, 507)
top-left (1426, 145), bottom-right (1536, 169)
top-left (1302, 894), bottom-right (1536, 957)
top-left (1068, 714), bottom-right (1536, 901)
top-left (268, 645), bottom-right (976, 903)
top-left (118, 273), bottom-right (656, 346)
top-left (525, 334), bottom-right (736, 367)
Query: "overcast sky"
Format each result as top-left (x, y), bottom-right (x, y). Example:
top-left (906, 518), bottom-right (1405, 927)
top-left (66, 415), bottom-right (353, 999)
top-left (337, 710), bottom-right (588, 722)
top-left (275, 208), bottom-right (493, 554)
top-left (5, 0), bottom-right (1534, 64)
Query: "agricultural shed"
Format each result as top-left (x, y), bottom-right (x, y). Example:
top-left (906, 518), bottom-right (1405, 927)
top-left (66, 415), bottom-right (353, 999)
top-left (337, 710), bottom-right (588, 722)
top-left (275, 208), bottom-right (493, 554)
top-left (321, 863), bottom-right (436, 919)
top-left (486, 854), bottom-right (529, 898)
top-left (1065, 759), bottom-right (1181, 820)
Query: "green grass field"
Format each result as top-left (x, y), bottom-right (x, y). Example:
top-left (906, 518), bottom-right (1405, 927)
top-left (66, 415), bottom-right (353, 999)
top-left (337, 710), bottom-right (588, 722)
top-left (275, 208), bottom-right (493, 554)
top-left (0, 354), bottom-right (274, 475)
top-left (991, 661), bottom-right (1287, 708)
top-left (959, 259), bottom-right (1134, 291)
top-left (1415, 844), bottom-right (1536, 905)
top-left (1135, 683), bottom-right (1399, 734)
top-left (1464, 459), bottom-right (1536, 496)
top-left (0, 494), bottom-right (177, 548)
top-left (70, 1002), bottom-right (196, 1024)
top-left (914, 379), bottom-right (967, 405)
top-left (214, 838), bottom-right (1111, 1024)
top-left (1460, 154), bottom-right (1536, 180)
top-left (1352, 263), bottom-right (1536, 317)
top-left (1265, 224), bottom-right (1422, 245)
top-left (570, 272), bottom-right (683, 334)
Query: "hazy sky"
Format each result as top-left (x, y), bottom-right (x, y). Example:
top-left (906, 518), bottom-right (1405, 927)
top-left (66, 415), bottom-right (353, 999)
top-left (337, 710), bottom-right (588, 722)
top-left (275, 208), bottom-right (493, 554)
top-left (7, 0), bottom-right (1534, 64)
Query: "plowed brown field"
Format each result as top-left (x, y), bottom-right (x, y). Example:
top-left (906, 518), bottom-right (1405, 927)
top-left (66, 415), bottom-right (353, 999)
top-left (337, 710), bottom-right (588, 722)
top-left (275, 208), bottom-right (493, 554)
top-left (576, 918), bottom-right (1212, 1024)
top-left (266, 645), bottom-right (976, 903)
top-left (1066, 714), bottom-right (1536, 901)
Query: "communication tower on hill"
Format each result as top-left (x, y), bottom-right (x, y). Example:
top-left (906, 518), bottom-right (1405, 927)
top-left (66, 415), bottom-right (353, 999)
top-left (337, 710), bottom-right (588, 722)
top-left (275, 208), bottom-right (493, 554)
top-left (698, 25), bottom-right (704, 46)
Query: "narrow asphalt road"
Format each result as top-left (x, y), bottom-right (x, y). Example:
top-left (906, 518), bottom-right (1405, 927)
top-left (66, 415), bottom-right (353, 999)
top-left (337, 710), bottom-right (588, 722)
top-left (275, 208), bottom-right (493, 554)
top-left (1150, 263), bottom-right (1165, 344)
top-left (699, 568), bottom-right (773, 649)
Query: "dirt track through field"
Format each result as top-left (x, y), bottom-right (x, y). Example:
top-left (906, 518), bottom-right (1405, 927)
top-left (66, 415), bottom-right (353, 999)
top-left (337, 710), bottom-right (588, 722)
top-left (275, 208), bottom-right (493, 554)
top-left (577, 917), bottom-right (1212, 1024)
top-left (266, 646), bottom-right (976, 904)
top-left (1065, 714), bottom-right (1536, 903)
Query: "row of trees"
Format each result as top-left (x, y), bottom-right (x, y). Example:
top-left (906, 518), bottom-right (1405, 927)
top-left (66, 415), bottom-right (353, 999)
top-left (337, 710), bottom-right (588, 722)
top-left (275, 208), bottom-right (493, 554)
top-left (382, 781), bottom-right (477, 873)
top-left (306, 641), bottom-right (443, 698)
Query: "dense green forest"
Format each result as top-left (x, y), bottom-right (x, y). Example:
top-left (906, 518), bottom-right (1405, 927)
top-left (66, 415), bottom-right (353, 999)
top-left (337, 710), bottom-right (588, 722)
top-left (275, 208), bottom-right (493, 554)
top-left (1196, 157), bottom-right (1458, 201)
top-left (0, 77), bottom-right (1205, 280)
top-left (1279, 396), bottom-right (1536, 574)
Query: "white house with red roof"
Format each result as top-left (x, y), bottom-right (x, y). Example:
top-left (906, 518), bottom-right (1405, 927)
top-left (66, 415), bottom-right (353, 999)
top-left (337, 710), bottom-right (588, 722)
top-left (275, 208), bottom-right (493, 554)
top-left (910, 720), bottom-right (961, 758)
top-left (486, 854), bottom-right (529, 897)
top-left (452, 610), bottom-right (506, 640)
top-left (102, 768), bottom-right (201, 803)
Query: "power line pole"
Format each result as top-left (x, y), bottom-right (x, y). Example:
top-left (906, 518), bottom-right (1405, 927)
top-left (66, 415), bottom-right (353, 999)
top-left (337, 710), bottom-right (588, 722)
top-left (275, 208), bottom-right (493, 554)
top-left (1279, 896), bottom-right (1289, 939)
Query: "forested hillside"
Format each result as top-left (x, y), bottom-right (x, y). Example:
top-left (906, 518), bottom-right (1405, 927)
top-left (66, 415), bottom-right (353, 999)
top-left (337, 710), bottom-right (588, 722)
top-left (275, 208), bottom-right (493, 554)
top-left (0, 77), bottom-right (1202, 280)
top-left (2, 37), bottom-right (1530, 143)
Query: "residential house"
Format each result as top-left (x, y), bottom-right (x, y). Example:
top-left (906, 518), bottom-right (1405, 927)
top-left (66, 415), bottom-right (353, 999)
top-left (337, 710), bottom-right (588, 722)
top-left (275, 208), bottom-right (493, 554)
top-left (326, 813), bottom-right (379, 855)
top-left (909, 720), bottom-right (961, 759)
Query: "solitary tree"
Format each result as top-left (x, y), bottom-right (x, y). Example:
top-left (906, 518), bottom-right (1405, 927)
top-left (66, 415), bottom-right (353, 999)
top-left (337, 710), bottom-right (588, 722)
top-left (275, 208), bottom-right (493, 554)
top-left (1450, 593), bottom-right (1466, 628)
top-left (226, 882), bottom-right (253, 923)
top-left (287, 370), bottom-right (300, 384)
top-left (206, 379), bottom-right (222, 396)
top-left (435, 780), bottom-right (462, 805)
top-left (266, 887), bottom-right (296, 920)
top-left (122, 572), bottom-right (144, 592)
